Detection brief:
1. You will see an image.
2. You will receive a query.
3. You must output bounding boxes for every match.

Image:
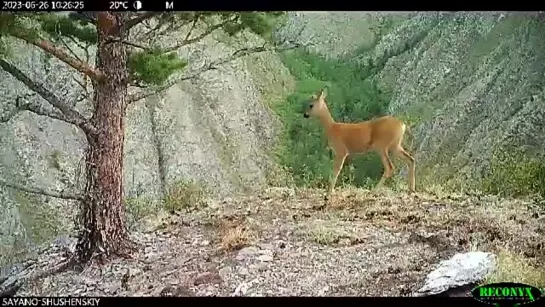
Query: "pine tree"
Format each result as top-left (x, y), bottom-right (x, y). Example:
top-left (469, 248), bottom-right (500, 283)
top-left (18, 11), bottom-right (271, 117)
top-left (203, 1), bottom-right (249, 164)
top-left (0, 11), bottom-right (293, 265)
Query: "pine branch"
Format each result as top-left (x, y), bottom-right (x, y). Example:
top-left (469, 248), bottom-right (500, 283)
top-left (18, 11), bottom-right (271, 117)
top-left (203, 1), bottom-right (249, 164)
top-left (0, 59), bottom-right (96, 135)
top-left (0, 178), bottom-right (82, 201)
top-left (126, 12), bottom-right (161, 30)
top-left (121, 17), bottom-right (230, 52)
top-left (9, 29), bottom-right (104, 82)
top-left (16, 94), bottom-right (78, 124)
top-left (127, 42), bottom-right (303, 104)
top-left (164, 17), bottom-right (238, 52)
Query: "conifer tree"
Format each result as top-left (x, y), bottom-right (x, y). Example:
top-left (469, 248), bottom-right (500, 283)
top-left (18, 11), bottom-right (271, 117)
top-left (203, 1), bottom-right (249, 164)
top-left (0, 11), bottom-right (292, 265)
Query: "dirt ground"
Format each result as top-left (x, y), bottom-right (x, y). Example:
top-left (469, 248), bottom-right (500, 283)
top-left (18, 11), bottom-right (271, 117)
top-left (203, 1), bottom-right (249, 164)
top-left (8, 187), bottom-right (545, 296)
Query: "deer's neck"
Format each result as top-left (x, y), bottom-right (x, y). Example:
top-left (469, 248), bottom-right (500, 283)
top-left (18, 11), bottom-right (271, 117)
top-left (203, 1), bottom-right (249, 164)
top-left (317, 109), bottom-right (335, 132)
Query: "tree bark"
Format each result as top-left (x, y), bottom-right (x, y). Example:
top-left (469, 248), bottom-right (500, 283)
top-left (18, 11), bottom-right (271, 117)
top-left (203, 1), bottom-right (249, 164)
top-left (75, 12), bottom-right (133, 264)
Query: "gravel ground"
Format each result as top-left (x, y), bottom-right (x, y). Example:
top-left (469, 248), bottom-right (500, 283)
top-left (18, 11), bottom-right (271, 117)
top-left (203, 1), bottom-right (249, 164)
top-left (6, 187), bottom-right (545, 297)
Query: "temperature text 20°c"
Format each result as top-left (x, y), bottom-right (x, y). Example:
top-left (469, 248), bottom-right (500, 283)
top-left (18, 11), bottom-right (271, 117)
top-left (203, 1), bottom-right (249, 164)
top-left (109, 1), bottom-right (130, 10)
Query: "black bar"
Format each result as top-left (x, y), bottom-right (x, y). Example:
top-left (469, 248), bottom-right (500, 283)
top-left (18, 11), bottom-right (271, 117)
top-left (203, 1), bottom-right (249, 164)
top-left (70, 0), bottom-right (173, 11)
top-left (0, 296), bottom-right (497, 307)
top-left (3, 0), bottom-right (544, 12)
top-left (0, 0), bottom-right (153, 12)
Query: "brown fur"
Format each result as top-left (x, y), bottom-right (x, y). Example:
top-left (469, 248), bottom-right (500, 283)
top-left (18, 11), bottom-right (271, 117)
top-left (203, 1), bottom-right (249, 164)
top-left (303, 87), bottom-right (416, 200)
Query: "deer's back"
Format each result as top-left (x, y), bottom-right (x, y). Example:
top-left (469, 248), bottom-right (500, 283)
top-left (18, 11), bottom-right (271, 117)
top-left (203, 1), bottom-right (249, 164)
top-left (329, 116), bottom-right (405, 153)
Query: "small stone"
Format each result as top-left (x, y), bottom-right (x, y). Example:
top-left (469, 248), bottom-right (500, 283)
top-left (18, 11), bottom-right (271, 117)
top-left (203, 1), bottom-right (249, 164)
top-left (160, 285), bottom-right (194, 297)
top-left (339, 238), bottom-right (352, 246)
top-left (258, 243), bottom-right (274, 250)
top-left (201, 240), bottom-right (210, 246)
top-left (257, 254), bottom-right (273, 262)
top-left (258, 249), bottom-right (274, 257)
top-left (236, 247), bottom-right (259, 261)
top-left (193, 272), bottom-right (223, 286)
top-left (254, 263), bottom-right (268, 271)
top-left (238, 267), bottom-right (250, 275)
top-left (218, 266), bottom-right (233, 279)
top-left (145, 252), bottom-right (159, 263)
top-left (318, 286), bottom-right (329, 295)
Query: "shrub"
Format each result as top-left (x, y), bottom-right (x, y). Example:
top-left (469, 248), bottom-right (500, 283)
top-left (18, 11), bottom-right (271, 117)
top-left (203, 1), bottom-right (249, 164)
top-left (481, 146), bottom-right (545, 198)
top-left (163, 179), bottom-right (208, 212)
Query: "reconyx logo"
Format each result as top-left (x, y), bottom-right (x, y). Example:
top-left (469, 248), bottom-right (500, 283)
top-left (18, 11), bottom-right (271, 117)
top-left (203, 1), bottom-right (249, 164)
top-left (471, 282), bottom-right (543, 306)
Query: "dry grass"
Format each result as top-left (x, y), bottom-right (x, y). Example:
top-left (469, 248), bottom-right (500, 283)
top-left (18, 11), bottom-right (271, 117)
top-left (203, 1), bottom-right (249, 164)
top-left (486, 249), bottom-right (545, 288)
top-left (220, 225), bottom-right (252, 251)
top-left (214, 215), bottom-right (254, 251)
top-left (308, 227), bottom-right (348, 245)
top-left (164, 180), bottom-right (208, 212)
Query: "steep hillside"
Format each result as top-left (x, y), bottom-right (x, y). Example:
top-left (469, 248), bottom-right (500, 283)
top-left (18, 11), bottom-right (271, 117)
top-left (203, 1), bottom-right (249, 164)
top-left (370, 12), bottom-right (545, 192)
top-left (281, 12), bottom-right (545, 194)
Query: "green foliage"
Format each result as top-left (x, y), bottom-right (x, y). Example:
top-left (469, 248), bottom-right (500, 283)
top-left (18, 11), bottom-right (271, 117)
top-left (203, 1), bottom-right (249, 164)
top-left (2, 12), bottom-right (285, 89)
top-left (125, 196), bottom-right (157, 229)
top-left (128, 48), bottom-right (187, 86)
top-left (0, 13), bottom-right (23, 56)
top-left (36, 13), bottom-right (96, 45)
top-left (164, 180), bottom-right (208, 212)
top-left (481, 146), bottom-right (545, 198)
top-left (274, 49), bottom-right (391, 188)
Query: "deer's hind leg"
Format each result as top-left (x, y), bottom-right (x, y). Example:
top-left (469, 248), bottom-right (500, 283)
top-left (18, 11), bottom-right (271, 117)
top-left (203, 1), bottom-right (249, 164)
top-left (393, 145), bottom-right (416, 193)
top-left (374, 149), bottom-right (394, 191)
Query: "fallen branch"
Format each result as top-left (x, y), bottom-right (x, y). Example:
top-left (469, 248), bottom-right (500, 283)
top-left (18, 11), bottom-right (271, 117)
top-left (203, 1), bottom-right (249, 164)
top-left (0, 178), bottom-right (82, 201)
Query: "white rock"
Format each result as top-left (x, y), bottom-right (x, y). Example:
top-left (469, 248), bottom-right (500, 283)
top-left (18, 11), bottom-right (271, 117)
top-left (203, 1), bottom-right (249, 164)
top-left (414, 251), bottom-right (497, 296)
top-left (257, 254), bottom-right (273, 262)
top-left (236, 247), bottom-right (260, 261)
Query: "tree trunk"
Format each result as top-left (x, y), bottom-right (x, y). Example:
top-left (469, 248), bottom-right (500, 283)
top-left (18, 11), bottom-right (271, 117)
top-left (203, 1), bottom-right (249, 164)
top-left (75, 13), bottom-right (132, 264)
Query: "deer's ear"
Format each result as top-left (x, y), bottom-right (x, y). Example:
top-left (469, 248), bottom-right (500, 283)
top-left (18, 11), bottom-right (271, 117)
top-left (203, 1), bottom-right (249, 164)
top-left (319, 87), bottom-right (327, 100)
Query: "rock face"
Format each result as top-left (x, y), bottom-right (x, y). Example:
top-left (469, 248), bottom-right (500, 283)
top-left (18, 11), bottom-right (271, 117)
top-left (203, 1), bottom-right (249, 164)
top-left (371, 12), bottom-right (545, 185)
top-left (1, 12), bottom-right (545, 264)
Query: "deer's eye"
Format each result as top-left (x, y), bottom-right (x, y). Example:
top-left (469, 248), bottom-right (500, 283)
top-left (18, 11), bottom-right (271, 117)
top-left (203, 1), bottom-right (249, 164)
top-left (309, 104), bottom-right (314, 109)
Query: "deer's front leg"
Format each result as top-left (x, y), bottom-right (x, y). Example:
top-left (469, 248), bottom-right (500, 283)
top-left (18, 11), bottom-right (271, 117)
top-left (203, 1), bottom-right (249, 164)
top-left (325, 153), bottom-right (347, 201)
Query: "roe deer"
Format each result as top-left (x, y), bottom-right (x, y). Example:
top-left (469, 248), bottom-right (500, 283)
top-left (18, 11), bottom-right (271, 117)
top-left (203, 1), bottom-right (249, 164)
top-left (303, 87), bottom-right (416, 200)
